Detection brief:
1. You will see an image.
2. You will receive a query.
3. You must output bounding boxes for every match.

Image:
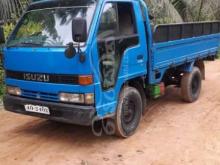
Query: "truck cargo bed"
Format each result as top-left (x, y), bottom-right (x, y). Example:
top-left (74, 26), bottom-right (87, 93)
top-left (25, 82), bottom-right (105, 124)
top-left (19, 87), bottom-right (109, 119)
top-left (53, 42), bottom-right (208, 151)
top-left (152, 22), bottom-right (220, 70)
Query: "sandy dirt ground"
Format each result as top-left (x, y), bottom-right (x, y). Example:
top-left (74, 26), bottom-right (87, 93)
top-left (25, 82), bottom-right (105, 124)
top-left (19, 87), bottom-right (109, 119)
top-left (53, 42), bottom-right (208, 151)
top-left (1, 60), bottom-right (220, 165)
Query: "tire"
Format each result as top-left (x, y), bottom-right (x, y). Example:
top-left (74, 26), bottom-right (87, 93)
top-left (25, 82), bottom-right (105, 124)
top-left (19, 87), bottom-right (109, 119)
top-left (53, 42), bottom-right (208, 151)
top-left (132, 82), bottom-right (147, 115)
top-left (181, 67), bottom-right (202, 103)
top-left (115, 86), bottom-right (142, 138)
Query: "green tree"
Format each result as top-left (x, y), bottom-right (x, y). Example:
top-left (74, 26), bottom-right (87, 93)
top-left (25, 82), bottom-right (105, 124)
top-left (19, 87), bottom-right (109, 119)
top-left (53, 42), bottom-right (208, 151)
top-left (147, 0), bottom-right (219, 24)
top-left (170, 0), bottom-right (219, 22)
top-left (0, 0), bottom-right (30, 23)
top-left (169, 0), bottom-right (188, 21)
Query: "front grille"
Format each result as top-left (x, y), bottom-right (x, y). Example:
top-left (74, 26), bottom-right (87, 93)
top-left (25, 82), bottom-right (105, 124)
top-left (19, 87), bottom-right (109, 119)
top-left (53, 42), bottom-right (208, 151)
top-left (6, 70), bottom-right (79, 85)
top-left (22, 90), bottom-right (59, 102)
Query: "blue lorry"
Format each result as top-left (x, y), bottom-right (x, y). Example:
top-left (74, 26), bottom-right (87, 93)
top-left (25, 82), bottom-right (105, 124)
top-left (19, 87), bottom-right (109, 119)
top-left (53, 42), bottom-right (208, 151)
top-left (0, 0), bottom-right (220, 137)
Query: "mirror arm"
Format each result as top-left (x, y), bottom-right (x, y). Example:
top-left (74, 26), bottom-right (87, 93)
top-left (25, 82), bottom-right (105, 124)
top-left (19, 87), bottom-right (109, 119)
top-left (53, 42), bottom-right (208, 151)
top-left (76, 42), bottom-right (86, 63)
top-left (77, 42), bottom-right (81, 53)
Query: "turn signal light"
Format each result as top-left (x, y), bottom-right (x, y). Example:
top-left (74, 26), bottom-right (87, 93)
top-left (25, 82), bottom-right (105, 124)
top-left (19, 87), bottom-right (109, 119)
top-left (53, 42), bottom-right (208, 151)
top-left (78, 75), bottom-right (93, 85)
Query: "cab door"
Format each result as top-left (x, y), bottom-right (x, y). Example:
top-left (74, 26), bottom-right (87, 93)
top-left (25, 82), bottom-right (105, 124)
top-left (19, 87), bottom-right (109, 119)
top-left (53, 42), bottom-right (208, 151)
top-left (91, 1), bottom-right (147, 117)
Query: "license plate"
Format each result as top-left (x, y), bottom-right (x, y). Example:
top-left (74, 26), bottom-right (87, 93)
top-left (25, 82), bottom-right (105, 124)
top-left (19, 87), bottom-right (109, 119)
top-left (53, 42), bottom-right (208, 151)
top-left (24, 104), bottom-right (50, 115)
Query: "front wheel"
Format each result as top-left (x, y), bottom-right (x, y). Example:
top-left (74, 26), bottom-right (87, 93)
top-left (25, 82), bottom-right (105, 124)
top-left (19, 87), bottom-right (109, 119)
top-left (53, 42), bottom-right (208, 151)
top-left (115, 86), bottom-right (142, 138)
top-left (181, 67), bottom-right (202, 103)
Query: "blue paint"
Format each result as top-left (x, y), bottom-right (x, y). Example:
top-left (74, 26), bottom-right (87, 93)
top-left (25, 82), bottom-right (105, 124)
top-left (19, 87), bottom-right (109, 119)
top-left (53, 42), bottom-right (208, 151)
top-left (3, 0), bottom-right (220, 121)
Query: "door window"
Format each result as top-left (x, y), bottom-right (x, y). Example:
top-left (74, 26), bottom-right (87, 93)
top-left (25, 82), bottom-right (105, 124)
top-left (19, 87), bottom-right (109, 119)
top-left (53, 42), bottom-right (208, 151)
top-left (98, 3), bottom-right (118, 39)
top-left (97, 2), bottom-right (138, 90)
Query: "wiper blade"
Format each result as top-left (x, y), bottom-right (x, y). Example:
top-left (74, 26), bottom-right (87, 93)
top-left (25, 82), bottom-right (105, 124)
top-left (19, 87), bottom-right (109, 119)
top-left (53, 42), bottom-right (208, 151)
top-left (18, 42), bottom-right (42, 46)
top-left (7, 42), bottom-right (43, 47)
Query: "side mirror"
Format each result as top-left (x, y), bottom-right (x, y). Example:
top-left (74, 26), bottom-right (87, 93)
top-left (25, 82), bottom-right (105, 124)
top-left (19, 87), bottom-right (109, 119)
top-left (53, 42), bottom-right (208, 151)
top-left (72, 18), bottom-right (87, 43)
top-left (0, 27), bottom-right (5, 44)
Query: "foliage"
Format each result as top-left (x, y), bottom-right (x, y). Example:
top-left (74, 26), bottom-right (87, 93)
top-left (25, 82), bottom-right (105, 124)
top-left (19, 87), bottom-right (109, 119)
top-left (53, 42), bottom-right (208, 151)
top-left (169, 0), bottom-right (187, 21)
top-left (0, 65), bottom-right (5, 100)
top-left (217, 50), bottom-right (220, 59)
top-left (16, 21), bottom-right (43, 38)
top-left (145, 0), bottom-right (183, 24)
top-left (0, 0), bottom-right (30, 23)
top-left (146, 0), bottom-right (220, 24)
top-left (3, 22), bottom-right (15, 39)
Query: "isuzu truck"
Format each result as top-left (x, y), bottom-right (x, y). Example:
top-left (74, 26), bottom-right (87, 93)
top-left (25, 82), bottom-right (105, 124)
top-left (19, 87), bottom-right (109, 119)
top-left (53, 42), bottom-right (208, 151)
top-left (1, 0), bottom-right (220, 137)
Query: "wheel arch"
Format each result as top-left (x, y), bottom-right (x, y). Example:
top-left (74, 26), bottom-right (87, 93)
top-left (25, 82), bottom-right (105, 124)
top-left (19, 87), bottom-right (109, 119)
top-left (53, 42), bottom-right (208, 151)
top-left (194, 60), bottom-right (205, 80)
top-left (119, 77), bottom-right (147, 114)
top-left (179, 60), bottom-right (205, 80)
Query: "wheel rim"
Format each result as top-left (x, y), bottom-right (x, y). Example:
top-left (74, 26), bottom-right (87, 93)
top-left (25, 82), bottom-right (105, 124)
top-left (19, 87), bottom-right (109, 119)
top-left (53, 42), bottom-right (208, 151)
top-left (122, 99), bottom-right (135, 124)
top-left (116, 87), bottom-right (142, 137)
top-left (191, 73), bottom-right (200, 96)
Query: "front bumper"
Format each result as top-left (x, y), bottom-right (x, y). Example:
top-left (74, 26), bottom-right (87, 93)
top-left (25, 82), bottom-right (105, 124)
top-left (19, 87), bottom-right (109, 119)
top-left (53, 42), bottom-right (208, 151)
top-left (3, 95), bottom-right (96, 126)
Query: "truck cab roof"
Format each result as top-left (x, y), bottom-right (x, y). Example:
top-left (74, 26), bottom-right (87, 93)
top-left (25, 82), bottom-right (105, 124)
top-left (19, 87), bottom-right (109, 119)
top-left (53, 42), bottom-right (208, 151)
top-left (28, 0), bottom-right (97, 11)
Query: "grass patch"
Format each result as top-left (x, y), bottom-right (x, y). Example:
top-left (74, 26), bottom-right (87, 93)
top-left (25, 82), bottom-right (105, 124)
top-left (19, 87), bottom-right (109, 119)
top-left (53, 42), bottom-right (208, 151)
top-left (218, 50), bottom-right (220, 59)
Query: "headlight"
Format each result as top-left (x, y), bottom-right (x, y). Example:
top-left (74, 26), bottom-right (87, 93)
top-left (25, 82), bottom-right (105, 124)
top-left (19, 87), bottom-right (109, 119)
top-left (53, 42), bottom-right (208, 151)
top-left (6, 86), bottom-right (21, 96)
top-left (59, 93), bottom-right (84, 103)
top-left (59, 93), bottom-right (94, 105)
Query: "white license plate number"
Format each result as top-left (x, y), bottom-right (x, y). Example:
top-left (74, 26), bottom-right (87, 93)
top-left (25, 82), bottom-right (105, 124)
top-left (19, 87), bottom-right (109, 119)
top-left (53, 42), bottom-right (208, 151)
top-left (24, 104), bottom-right (50, 115)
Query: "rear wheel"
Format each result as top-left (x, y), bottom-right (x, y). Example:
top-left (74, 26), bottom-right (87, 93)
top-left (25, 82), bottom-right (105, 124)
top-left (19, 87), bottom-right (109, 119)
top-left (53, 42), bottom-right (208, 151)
top-left (115, 86), bottom-right (142, 138)
top-left (181, 67), bottom-right (202, 103)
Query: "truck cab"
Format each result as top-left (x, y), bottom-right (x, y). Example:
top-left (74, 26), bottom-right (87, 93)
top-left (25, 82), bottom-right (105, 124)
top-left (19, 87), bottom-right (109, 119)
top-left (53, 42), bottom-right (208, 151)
top-left (2, 0), bottom-right (150, 136)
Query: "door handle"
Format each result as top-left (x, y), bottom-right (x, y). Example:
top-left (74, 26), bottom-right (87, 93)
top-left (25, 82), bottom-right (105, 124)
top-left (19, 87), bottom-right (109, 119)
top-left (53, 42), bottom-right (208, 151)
top-left (137, 55), bottom-right (144, 60)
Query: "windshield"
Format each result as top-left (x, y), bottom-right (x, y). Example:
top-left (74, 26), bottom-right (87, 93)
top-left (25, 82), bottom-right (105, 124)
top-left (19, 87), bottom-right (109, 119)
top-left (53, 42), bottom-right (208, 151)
top-left (7, 6), bottom-right (96, 47)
